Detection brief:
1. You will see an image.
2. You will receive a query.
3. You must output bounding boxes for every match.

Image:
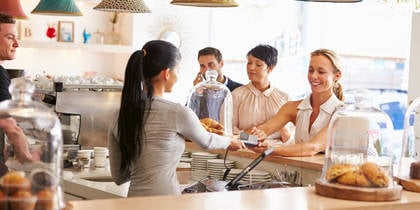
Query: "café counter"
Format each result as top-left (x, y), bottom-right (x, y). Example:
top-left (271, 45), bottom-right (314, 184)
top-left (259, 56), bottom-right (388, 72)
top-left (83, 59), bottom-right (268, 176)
top-left (69, 186), bottom-right (420, 210)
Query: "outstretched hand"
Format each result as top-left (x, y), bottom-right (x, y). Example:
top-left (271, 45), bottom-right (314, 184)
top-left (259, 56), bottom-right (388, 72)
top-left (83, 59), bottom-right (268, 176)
top-left (247, 127), bottom-right (268, 141)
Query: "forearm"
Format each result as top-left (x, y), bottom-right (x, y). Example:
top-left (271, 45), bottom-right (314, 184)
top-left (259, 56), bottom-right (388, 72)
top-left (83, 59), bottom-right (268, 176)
top-left (272, 142), bottom-right (324, 157)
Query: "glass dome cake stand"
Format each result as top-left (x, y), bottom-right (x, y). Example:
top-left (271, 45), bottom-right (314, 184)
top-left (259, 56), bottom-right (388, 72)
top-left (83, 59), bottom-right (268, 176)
top-left (315, 89), bottom-right (402, 201)
top-left (395, 97), bottom-right (420, 192)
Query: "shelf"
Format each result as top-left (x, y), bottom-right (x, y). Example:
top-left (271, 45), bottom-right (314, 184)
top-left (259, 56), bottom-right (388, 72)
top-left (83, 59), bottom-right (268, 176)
top-left (20, 40), bottom-right (133, 54)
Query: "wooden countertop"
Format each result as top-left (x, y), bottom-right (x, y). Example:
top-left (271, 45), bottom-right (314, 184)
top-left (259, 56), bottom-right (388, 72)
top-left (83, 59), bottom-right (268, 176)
top-left (186, 142), bottom-right (325, 171)
top-left (69, 186), bottom-right (420, 210)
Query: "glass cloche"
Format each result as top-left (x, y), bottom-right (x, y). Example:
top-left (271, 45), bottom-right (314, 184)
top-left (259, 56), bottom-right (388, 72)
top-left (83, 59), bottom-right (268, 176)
top-left (187, 70), bottom-right (232, 136)
top-left (0, 78), bottom-right (64, 209)
top-left (397, 97), bottom-right (420, 183)
top-left (316, 89), bottom-right (401, 201)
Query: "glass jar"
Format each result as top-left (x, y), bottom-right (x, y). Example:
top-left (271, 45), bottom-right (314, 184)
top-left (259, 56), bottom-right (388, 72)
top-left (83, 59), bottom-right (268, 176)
top-left (0, 78), bottom-right (64, 209)
top-left (187, 70), bottom-right (232, 136)
top-left (316, 89), bottom-right (399, 198)
top-left (398, 97), bottom-right (420, 179)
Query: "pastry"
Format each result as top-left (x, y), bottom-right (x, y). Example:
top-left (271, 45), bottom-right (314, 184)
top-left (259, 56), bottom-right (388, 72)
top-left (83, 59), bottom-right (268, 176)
top-left (0, 190), bottom-right (7, 210)
top-left (200, 118), bottom-right (224, 135)
top-left (325, 164), bottom-right (358, 181)
top-left (360, 162), bottom-right (389, 187)
top-left (8, 190), bottom-right (37, 210)
top-left (0, 171), bottom-right (31, 195)
top-left (336, 170), bottom-right (372, 187)
top-left (35, 189), bottom-right (55, 210)
top-left (200, 118), bottom-right (224, 130)
top-left (409, 160), bottom-right (420, 179)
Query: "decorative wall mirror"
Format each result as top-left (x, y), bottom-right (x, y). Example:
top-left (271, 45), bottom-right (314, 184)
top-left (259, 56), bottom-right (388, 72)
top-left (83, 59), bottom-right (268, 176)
top-left (159, 29), bottom-right (182, 48)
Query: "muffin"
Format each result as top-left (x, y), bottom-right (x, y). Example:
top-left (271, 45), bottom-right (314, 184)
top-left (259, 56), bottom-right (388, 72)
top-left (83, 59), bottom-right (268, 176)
top-left (35, 189), bottom-right (55, 210)
top-left (30, 170), bottom-right (56, 193)
top-left (0, 171), bottom-right (31, 195)
top-left (0, 191), bottom-right (8, 210)
top-left (8, 190), bottom-right (36, 210)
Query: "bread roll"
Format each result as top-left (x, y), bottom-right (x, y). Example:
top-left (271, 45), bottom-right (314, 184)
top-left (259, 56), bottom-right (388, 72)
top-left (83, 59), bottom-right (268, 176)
top-left (336, 170), bottom-right (372, 187)
top-left (326, 164), bottom-right (358, 181)
top-left (360, 162), bottom-right (389, 187)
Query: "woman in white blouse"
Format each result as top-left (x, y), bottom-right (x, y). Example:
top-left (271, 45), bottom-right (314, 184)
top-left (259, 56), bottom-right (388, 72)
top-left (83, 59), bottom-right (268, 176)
top-left (249, 49), bottom-right (345, 156)
top-left (231, 44), bottom-right (290, 141)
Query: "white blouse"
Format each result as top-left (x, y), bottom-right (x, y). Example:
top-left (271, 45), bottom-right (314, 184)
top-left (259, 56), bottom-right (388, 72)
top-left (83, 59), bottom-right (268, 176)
top-left (232, 82), bottom-right (289, 137)
top-left (294, 94), bottom-right (343, 144)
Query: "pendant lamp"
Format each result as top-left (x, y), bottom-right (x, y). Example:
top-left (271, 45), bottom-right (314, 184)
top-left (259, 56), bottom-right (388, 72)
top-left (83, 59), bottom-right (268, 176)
top-left (0, 0), bottom-right (28, 19)
top-left (170, 0), bottom-right (238, 7)
top-left (93, 0), bottom-right (151, 13)
top-left (295, 0), bottom-right (362, 2)
top-left (31, 0), bottom-right (83, 16)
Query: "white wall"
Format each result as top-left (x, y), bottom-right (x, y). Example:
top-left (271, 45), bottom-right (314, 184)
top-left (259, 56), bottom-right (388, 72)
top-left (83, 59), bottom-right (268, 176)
top-left (408, 11), bottom-right (420, 103)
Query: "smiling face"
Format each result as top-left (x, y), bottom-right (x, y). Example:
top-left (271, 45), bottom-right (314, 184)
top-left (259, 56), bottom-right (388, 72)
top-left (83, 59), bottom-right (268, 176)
top-left (0, 23), bottom-right (18, 62)
top-left (246, 55), bottom-right (273, 83)
top-left (307, 55), bottom-right (341, 94)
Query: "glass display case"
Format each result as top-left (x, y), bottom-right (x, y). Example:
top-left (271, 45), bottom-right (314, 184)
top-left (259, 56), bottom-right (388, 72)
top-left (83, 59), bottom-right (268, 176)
top-left (396, 97), bottom-right (420, 192)
top-left (187, 70), bottom-right (232, 136)
top-left (0, 78), bottom-right (64, 209)
top-left (315, 89), bottom-right (402, 201)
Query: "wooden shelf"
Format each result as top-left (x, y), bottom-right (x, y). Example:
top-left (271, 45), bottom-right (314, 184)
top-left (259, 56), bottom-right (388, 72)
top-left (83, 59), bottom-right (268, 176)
top-left (20, 40), bottom-right (133, 54)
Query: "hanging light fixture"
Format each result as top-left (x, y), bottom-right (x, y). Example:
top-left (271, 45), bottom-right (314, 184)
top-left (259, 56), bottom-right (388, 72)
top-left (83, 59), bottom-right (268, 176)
top-left (170, 0), bottom-right (239, 7)
top-left (93, 0), bottom-right (151, 13)
top-left (295, 0), bottom-right (362, 2)
top-left (0, 0), bottom-right (28, 19)
top-left (31, 0), bottom-right (83, 16)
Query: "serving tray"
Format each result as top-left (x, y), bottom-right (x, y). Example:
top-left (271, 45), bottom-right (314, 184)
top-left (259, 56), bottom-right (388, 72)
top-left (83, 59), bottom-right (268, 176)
top-left (395, 176), bottom-right (420, 193)
top-left (315, 180), bottom-right (402, 201)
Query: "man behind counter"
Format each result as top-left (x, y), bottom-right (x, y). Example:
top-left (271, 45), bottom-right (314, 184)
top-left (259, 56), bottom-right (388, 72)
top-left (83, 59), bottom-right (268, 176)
top-left (0, 13), bottom-right (39, 176)
top-left (193, 47), bottom-right (242, 92)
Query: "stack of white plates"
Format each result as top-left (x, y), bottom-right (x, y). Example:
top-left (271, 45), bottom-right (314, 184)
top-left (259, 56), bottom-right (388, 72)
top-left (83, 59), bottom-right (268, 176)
top-left (224, 169), bottom-right (272, 183)
top-left (207, 159), bottom-right (235, 180)
top-left (181, 151), bottom-right (191, 158)
top-left (191, 152), bottom-right (218, 170)
top-left (191, 152), bottom-right (218, 180)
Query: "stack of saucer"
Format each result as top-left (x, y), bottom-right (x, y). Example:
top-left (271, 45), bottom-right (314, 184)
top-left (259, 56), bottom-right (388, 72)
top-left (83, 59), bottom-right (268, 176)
top-left (223, 169), bottom-right (272, 183)
top-left (207, 159), bottom-right (235, 180)
top-left (190, 152), bottom-right (218, 180)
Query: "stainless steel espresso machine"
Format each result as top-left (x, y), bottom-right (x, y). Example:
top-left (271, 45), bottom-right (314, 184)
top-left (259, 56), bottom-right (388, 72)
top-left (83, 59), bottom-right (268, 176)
top-left (53, 83), bottom-right (122, 167)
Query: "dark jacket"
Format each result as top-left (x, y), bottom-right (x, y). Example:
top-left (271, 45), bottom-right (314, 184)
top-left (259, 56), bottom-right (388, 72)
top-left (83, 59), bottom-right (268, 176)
top-left (0, 65), bottom-right (11, 102)
top-left (225, 76), bottom-right (242, 92)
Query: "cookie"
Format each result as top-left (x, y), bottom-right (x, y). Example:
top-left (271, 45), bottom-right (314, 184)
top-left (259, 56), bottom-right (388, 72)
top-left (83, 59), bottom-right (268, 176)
top-left (336, 170), bottom-right (372, 187)
top-left (326, 164), bottom-right (358, 181)
top-left (360, 162), bottom-right (389, 187)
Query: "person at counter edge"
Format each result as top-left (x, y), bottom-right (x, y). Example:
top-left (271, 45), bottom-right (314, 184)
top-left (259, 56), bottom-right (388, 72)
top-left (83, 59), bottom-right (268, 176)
top-left (248, 48), bottom-right (344, 156)
top-left (193, 47), bottom-right (242, 92)
top-left (0, 13), bottom-right (39, 176)
top-left (232, 44), bottom-right (291, 141)
top-left (108, 40), bottom-right (245, 197)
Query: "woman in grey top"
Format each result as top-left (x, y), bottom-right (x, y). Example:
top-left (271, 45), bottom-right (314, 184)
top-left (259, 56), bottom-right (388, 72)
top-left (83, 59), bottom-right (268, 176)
top-left (108, 40), bottom-right (245, 197)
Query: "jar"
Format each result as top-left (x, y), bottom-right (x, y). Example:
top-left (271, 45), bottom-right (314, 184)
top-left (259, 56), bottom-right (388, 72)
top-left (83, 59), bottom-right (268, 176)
top-left (186, 70), bottom-right (232, 136)
top-left (316, 89), bottom-right (401, 201)
top-left (397, 97), bottom-right (420, 181)
top-left (0, 78), bottom-right (64, 209)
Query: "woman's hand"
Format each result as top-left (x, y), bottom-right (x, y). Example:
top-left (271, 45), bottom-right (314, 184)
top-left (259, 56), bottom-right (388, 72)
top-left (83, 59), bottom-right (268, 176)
top-left (248, 127), bottom-right (268, 141)
top-left (228, 138), bottom-right (246, 151)
top-left (246, 141), bottom-right (269, 153)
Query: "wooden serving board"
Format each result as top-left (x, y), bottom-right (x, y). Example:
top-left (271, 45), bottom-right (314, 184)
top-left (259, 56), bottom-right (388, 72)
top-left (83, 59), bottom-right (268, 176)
top-left (395, 176), bottom-right (420, 192)
top-left (315, 180), bottom-right (402, 201)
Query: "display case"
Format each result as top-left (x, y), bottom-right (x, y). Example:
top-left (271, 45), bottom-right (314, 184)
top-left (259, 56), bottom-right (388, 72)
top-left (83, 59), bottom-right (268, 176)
top-left (0, 78), bottom-right (64, 210)
top-left (315, 89), bottom-right (402, 201)
top-left (396, 97), bottom-right (420, 192)
top-left (186, 70), bottom-right (232, 136)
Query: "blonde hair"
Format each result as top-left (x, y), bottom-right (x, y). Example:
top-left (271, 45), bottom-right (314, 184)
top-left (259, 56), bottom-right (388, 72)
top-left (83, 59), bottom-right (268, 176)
top-left (310, 49), bottom-right (344, 101)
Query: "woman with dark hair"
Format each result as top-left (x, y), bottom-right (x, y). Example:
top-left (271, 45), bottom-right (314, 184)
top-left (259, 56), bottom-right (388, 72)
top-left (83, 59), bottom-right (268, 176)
top-left (248, 48), bottom-right (345, 157)
top-left (108, 40), bottom-right (245, 197)
top-left (231, 44), bottom-right (290, 141)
